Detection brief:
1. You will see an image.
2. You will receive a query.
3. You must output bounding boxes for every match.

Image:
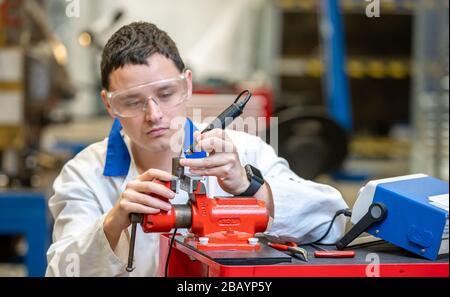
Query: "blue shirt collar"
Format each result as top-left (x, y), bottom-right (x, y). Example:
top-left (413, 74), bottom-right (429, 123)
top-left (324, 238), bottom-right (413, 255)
top-left (103, 117), bottom-right (204, 177)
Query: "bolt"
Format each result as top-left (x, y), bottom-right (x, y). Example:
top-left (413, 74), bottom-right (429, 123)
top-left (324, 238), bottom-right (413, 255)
top-left (248, 237), bottom-right (259, 246)
top-left (199, 237), bottom-right (209, 245)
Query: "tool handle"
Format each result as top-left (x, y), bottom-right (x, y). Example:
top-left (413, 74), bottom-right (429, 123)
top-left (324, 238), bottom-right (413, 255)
top-left (126, 213), bottom-right (143, 272)
top-left (314, 250), bottom-right (356, 258)
top-left (336, 202), bottom-right (387, 250)
top-left (203, 103), bottom-right (244, 132)
top-left (186, 104), bottom-right (243, 153)
top-left (185, 90), bottom-right (251, 154)
top-left (126, 180), bottom-right (175, 271)
top-left (268, 242), bottom-right (289, 251)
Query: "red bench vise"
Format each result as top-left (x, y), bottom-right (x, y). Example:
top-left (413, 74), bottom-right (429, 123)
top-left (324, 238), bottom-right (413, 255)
top-left (126, 157), bottom-right (269, 272)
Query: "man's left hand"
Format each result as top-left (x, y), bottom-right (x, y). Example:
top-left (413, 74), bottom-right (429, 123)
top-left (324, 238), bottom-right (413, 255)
top-left (179, 129), bottom-right (250, 195)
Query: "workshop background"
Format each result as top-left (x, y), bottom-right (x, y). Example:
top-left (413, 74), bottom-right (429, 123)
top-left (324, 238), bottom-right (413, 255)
top-left (0, 0), bottom-right (448, 276)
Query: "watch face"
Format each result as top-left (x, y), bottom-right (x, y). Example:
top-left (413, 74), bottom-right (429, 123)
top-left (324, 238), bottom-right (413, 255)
top-left (246, 165), bottom-right (264, 184)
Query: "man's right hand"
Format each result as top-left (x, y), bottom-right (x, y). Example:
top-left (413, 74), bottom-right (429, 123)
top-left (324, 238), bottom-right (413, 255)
top-left (103, 169), bottom-right (176, 250)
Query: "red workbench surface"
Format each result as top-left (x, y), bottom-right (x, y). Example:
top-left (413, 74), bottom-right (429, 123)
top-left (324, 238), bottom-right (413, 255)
top-left (158, 234), bottom-right (449, 277)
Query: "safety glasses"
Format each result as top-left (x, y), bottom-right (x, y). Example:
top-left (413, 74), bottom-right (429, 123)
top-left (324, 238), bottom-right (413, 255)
top-left (106, 74), bottom-right (188, 118)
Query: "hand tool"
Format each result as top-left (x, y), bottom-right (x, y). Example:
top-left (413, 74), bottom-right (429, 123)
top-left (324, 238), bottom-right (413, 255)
top-left (185, 90), bottom-right (252, 154)
top-left (310, 243), bottom-right (355, 258)
top-left (314, 250), bottom-right (356, 258)
top-left (268, 242), bottom-right (308, 262)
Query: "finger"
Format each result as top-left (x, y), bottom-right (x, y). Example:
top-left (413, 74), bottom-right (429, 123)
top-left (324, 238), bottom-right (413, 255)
top-left (198, 128), bottom-right (226, 141)
top-left (127, 181), bottom-right (175, 200)
top-left (195, 137), bottom-right (235, 153)
top-left (137, 168), bottom-right (173, 182)
top-left (189, 165), bottom-right (230, 178)
top-left (119, 200), bottom-right (163, 215)
top-left (181, 153), bottom-right (231, 169)
top-left (122, 190), bottom-right (172, 211)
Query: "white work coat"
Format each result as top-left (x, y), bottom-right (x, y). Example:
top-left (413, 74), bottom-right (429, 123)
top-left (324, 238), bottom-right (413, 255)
top-left (46, 118), bottom-right (348, 276)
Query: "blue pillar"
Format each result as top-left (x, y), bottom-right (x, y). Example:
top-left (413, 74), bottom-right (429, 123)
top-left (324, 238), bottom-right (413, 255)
top-left (320, 0), bottom-right (353, 132)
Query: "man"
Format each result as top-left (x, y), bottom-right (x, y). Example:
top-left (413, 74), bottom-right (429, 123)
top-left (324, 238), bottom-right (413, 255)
top-left (46, 22), bottom-right (348, 276)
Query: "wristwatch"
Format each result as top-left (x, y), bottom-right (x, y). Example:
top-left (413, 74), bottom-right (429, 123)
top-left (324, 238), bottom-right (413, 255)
top-left (237, 165), bottom-right (264, 197)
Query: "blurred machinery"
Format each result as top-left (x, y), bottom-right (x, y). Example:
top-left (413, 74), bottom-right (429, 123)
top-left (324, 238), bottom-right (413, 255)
top-left (0, 0), bottom-right (72, 275)
top-left (276, 106), bottom-right (348, 180)
top-left (76, 8), bottom-right (126, 115)
top-left (77, 9), bottom-right (125, 51)
top-left (0, 0), bottom-right (74, 188)
top-left (278, 0), bottom-right (414, 136)
top-left (275, 0), bottom-right (449, 180)
top-left (274, 0), bottom-right (352, 180)
top-left (411, 1), bottom-right (449, 181)
top-left (0, 0), bottom-right (26, 187)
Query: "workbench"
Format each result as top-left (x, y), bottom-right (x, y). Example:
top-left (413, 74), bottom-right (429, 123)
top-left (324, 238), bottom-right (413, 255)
top-left (159, 234), bottom-right (449, 277)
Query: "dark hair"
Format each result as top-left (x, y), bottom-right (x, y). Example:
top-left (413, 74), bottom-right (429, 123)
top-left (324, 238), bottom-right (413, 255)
top-left (100, 22), bottom-right (185, 90)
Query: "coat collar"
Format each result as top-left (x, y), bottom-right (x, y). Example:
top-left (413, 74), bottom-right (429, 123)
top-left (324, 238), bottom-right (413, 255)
top-left (103, 117), bottom-right (205, 177)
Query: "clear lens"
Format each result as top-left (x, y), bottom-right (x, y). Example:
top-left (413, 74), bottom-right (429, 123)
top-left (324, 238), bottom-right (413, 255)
top-left (108, 76), bottom-right (188, 117)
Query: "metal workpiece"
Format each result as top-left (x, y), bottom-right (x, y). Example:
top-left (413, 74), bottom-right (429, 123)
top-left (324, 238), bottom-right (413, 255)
top-left (127, 213), bottom-right (144, 272)
top-left (172, 157), bottom-right (205, 195)
top-left (172, 157), bottom-right (184, 178)
top-left (180, 173), bottom-right (204, 194)
top-left (169, 178), bottom-right (180, 194)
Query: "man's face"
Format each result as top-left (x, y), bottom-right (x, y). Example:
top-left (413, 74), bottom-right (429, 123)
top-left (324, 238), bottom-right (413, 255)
top-left (101, 54), bottom-right (192, 154)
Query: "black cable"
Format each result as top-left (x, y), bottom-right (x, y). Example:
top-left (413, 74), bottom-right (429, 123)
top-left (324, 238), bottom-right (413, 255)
top-left (164, 228), bottom-right (178, 277)
top-left (313, 208), bottom-right (352, 245)
top-left (233, 89), bottom-right (251, 104)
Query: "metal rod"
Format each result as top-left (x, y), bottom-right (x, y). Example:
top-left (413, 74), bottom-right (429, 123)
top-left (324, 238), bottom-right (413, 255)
top-left (126, 221), bottom-right (137, 272)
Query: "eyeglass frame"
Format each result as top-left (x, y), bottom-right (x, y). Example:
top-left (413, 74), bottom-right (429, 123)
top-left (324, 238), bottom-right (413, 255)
top-left (104, 73), bottom-right (190, 118)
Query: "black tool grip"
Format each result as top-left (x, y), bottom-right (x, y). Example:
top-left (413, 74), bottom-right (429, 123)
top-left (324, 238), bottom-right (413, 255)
top-left (186, 104), bottom-right (243, 153)
top-left (185, 90), bottom-right (251, 154)
top-left (203, 103), bottom-right (243, 132)
top-left (126, 213), bottom-right (143, 272)
top-left (336, 202), bottom-right (387, 250)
